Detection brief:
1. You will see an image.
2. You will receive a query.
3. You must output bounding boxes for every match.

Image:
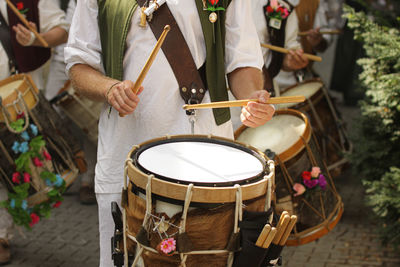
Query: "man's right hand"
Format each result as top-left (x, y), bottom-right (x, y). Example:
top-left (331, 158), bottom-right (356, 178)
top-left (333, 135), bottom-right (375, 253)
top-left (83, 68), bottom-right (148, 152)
top-left (105, 80), bottom-right (143, 115)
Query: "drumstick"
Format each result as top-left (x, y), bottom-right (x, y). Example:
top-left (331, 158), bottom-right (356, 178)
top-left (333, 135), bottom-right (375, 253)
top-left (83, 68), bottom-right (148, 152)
top-left (262, 227), bottom-right (277, 248)
top-left (272, 214), bottom-right (290, 245)
top-left (5, 0), bottom-right (48, 47)
top-left (260, 43), bottom-right (322, 62)
top-left (255, 224), bottom-right (271, 247)
top-left (279, 215), bottom-right (297, 246)
top-left (119, 25), bottom-right (170, 117)
top-left (298, 29), bottom-right (342, 36)
top-left (182, 95), bottom-right (305, 110)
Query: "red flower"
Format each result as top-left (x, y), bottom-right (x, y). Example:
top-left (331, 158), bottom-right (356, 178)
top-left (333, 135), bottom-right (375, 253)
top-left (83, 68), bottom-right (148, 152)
top-left (29, 213), bottom-right (40, 227)
top-left (12, 172), bottom-right (20, 184)
top-left (23, 172), bottom-right (31, 183)
top-left (16, 112), bottom-right (25, 119)
top-left (52, 201), bottom-right (62, 208)
top-left (266, 6), bottom-right (274, 13)
top-left (33, 157), bottom-right (43, 167)
top-left (277, 7), bottom-right (283, 13)
top-left (43, 150), bottom-right (52, 161)
top-left (16, 2), bottom-right (24, 10)
top-left (302, 171), bottom-right (311, 180)
top-left (209, 0), bottom-right (219, 5)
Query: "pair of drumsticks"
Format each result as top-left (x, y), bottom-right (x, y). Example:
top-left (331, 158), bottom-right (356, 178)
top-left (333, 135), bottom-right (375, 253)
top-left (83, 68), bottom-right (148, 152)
top-left (255, 211), bottom-right (297, 248)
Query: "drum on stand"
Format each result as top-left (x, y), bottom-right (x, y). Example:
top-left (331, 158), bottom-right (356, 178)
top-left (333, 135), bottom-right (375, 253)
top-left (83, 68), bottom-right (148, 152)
top-left (0, 74), bottom-right (80, 210)
top-left (235, 109), bottom-right (343, 246)
top-left (121, 135), bottom-right (275, 266)
top-left (277, 79), bottom-right (351, 175)
top-left (51, 80), bottom-right (102, 144)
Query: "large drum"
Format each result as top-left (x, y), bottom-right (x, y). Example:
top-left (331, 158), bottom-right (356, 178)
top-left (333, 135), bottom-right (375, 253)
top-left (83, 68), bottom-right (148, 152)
top-left (278, 79), bottom-right (351, 174)
top-left (235, 109), bottom-right (343, 246)
top-left (0, 74), bottom-right (81, 226)
top-left (123, 135), bottom-right (275, 266)
top-left (51, 80), bottom-right (103, 144)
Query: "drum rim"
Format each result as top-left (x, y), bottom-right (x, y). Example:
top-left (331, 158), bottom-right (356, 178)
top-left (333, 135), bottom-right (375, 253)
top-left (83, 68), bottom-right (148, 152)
top-left (280, 78), bottom-right (324, 110)
top-left (235, 109), bottom-right (312, 164)
top-left (131, 135), bottom-right (267, 187)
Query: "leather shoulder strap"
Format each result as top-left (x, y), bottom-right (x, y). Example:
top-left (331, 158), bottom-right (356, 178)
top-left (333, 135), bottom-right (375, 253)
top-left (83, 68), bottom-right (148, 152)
top-left (136, 0), bottom-right (206, 105)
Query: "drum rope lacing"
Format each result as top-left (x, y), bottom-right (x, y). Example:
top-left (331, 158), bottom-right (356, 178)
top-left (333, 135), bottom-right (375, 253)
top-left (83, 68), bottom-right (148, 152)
top-left (2, 92), bottom-right (30, 134)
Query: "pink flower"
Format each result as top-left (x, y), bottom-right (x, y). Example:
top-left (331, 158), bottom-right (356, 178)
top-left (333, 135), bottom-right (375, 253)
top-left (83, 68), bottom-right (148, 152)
top-left (302, 171), bottom-right (311, 180)
top-left (29, 213), bottom-right (40, 227)
top-left (270, 0), bottom-right (278, 9)
top-left (311, 167), bottom-right (321, 178)
top-left (160, 238), bottom-right (176, 255)
top-left (23, 172), bottom-right (31, 183)
top-left (303, 178), bottom-right (319, 189)
top-left (282, 8), bottom-right (289, 18)
top-left (43, 150), bottom-right (52, 161)
top-left (319, 174), bottom-right (327, 190)
top-left (52, 201), bottom-right (62, 208)
top-left (33, 157), bottom-right (43, 167)
top-left (293, 183), bottom-right (306, 196)
top-left (12, 172), bottom-right (20, 184)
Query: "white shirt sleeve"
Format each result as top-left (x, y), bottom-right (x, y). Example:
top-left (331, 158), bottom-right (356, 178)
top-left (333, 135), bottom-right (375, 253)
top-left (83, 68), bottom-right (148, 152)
top-left (225, 0), bottom-right (264, 74)
top-left (64, 0), bottom-right (104, 75)
top-left (313, 1), bottom-right (333, 45)
top-left (38, 0), bottom-right (69, 32)
top-left (284, 11), bottom-right (301, 50)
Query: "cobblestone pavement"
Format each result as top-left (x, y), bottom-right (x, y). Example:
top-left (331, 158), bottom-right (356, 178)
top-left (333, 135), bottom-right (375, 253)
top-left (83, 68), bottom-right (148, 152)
top-left (5, 104), bottom-right (400, 267)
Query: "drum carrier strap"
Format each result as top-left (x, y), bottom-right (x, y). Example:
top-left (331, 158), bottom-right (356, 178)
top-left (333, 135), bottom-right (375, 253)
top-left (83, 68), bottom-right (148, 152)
top-left (0, 11), bottom-right (18, 74)
top-left (136, 0), bottom-right (207, 113)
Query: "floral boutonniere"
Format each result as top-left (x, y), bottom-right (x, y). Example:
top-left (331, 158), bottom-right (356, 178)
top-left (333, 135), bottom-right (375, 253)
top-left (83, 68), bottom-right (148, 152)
top-left (16, 2), bottom-right (29, 15)
top-left (265, 0), bottom-right (289, 30)
top-left (293, 166), bottom-right (327, 197)
top-left (202, 0), bottom-right (225, 23)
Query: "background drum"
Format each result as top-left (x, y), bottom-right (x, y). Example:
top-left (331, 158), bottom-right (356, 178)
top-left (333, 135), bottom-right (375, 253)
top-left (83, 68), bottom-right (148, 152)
top-left (277, 79), bottom-right (351, 175)
top-left (122, 135), bottom-right (275, 266)
top-left (51, 80), bottom-right (103, 144)
top-left (0, 74), bottom-right (81, 210)
top-left (235, 109), bottom-right (343, 246)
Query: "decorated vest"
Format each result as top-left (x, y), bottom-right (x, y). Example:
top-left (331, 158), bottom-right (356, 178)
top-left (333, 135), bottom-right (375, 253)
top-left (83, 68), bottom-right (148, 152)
top-left (295, 0), bottom-right (320, 54)
top-left (264, 0), bottom-right (293, 79)
top-left (97, 0), bottom-right (232, 125)
top-left (7, 0), bottom-right (51, 73)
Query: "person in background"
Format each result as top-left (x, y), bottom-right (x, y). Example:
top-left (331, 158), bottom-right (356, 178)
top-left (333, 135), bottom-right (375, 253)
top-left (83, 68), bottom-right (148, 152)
top-left (0, 0), bottom-right (68, 263)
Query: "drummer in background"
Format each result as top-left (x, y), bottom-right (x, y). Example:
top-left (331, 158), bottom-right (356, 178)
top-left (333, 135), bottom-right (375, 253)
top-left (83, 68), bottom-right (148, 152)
top-left (45, 0), bottom-right (97, 205)
top-left (274, 0), bottom-right (334, 91)
top-left (0, 0), bottom-right (68, 264)
top-left (65, 0), bottom-right (275, 265)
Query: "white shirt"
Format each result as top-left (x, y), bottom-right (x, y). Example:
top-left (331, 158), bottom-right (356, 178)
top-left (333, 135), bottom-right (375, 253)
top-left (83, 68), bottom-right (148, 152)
top-left (65, 0), bottom-right (264, 193)
top-left (0, 0), bottom-right (68, 87)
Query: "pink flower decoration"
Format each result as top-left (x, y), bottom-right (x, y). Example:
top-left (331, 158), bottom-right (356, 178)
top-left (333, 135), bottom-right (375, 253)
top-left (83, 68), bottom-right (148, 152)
top-left (12, 172), bottom-right (20, 184)
top-left (311, 167), bottom-right (321, 178)
top-left (283, 8), bottom-right (289, 18)
top-left (42, 150), bottom-right (52, 161)
top-left (293, 183), bottom-right (306, 196)
top-left (23, 172), bottom-right (31, 183)
top-left (33, 157), bottom-right (43, 167)
top-left (270, 0), bottom-right (278, 9)
top-left (160, 238), bottom-right (176, 255)
top-left (319, 174), bottom-right (327, 190)
top-left (52, 201), bottom-right (62, 208)
top-left (29, 213), bottom-right (40, 227)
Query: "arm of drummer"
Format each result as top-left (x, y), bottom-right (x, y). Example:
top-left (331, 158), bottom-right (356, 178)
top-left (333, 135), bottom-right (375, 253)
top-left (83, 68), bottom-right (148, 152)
top-left (69, 64), bottom-right (143, 115)
top-left (228, 67), bottom-right (275, 128)
top-left (13, 23), bottom-right (68, 47)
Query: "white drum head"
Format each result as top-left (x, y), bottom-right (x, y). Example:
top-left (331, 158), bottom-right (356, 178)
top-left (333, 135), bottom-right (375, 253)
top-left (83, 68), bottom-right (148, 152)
top-left (237, 114), bottom-right (306, 155)
top-left (135, 138), bottom-right (265, 186)
top-left (0, 80), bottom-right (23, 98)
top-left (279, 81), bottom-right (323, 109)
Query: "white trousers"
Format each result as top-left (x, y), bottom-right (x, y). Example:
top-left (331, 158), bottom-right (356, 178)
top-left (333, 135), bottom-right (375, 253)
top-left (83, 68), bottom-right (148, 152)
top-left (0, 184), bottom-right (13, 240)
top-left (96, 192), bottom-right (121, 267)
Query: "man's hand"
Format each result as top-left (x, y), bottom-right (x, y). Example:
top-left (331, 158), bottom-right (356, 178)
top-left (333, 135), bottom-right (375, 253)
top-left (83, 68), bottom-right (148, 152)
top-left (13, 22), bottom-right (36, 46)
top-left (105, 80), bottom-right (143, 115)
top-left (283, 48), bottom-right (309, 71)
top-left (240, 90), bottom-right (275, 128)
top-left (306, 27), bottom-right (324, 49)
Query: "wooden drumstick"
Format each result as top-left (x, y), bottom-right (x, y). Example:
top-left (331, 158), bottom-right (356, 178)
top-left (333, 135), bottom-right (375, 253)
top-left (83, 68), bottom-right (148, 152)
top-left (272, 214), bottom-right (290, 245)
top-left (5, 0), bottom-right (49, 47)
top-left (279, 215), bottom-right (297, 246)
top-left (262, 227), bottom-right (277, 248)
top-left (260, 43), bottom-right (322, 62)
top-left (256, 224), bottom-right (271, 247)
top-left (119, 25), bottom-right (170, 117)
top-left (298, 29), bottom-right (342, 36)
top-left (182, 95), bottom-right (305, 110)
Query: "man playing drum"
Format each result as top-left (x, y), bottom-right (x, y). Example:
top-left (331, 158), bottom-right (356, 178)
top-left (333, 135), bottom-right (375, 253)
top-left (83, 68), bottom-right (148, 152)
top-left (65, 0), bottom-right (275, 266)
top-left (0, 0), bottom-right (68, 264)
